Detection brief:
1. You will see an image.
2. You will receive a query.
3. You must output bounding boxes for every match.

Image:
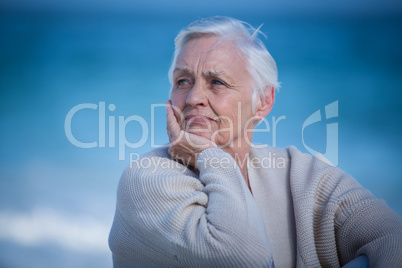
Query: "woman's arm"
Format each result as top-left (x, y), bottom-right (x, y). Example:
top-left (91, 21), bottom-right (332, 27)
top-left (110, 148), bottom-right (273, 267)
top-left (334, 173), bottom-right (402, 267)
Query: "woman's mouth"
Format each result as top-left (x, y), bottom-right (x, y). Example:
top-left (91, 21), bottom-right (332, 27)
top-left (185, 115), bottom-right (216, 123)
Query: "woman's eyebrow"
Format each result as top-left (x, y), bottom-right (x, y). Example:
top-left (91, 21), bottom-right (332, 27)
top-left (203, 70), bottom-right (234, 84)
top-left (173, 68), bottom-right (235, 84)
top-left (173, 67), bottom-right (194, 76)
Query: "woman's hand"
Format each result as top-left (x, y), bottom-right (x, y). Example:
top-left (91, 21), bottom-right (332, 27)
top-left (166, 100), bottom-right (217, 169)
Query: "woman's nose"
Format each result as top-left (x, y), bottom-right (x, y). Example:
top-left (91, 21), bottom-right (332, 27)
top-left (185, 81), bottom-right (208, 107)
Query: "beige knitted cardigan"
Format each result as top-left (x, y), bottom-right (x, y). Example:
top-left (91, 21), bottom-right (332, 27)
top-left (109, 146), bottom-right (402, 267)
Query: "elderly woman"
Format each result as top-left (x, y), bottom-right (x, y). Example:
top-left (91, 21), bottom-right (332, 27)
top-left (109, 17), bottom-right (402, 267)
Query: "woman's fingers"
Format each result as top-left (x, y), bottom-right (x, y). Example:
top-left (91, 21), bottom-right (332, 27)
top-left (166, 99), bottom-right (217, 168)
top-left (166, 100), bottom-right (181, 141)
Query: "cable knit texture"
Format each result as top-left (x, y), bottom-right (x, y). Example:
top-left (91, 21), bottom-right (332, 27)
top-left (109, 146), bottom-right (402, 267)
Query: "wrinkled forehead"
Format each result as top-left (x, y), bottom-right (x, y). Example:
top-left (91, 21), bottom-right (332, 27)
top-left (182, 34), bottom-right (243, 55)
top-left (175, 35), bottom-right (247, 71)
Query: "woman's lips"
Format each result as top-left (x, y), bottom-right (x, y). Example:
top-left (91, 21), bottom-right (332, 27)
top-left (185, 115), bottom-right (216, 123)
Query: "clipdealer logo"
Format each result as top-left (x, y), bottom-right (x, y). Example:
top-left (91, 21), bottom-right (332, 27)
top-left (302, 100), bottom-right (339, 166)
top-left (64, 101), bottom-right (339, 165)
top-left (64, 102), bottom-right (149, 160)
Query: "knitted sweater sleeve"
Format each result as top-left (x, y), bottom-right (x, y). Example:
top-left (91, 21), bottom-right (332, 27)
top-left (287, 146), bottom-right (402, 267)
top-left (333, 171), bottom-right (402, 267)
top-left (109, 148), bottom-right (273, 268)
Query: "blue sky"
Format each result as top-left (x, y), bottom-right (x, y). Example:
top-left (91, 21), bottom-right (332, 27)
top-left (1, 0), bottom-right (402, 15)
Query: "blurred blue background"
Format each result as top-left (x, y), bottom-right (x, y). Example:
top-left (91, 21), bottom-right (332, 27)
top-left (0, 0), bottom-right (401, 267)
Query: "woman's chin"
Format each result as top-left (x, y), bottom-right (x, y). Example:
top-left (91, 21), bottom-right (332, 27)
top-left (187, 129), bottom-right (213, 140)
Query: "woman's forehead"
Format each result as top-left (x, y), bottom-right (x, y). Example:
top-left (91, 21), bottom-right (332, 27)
top-left (175, 37), bottom-right (247, 76)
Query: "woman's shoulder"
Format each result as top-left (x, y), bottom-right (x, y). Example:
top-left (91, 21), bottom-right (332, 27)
top-left (250, 144), bottom-right (333, 168)
top-left (118, 147), bottom-right (198, 195)
top-left (251, 144), bottom-right (353, 197)
top-left (125, 147), bottom-right (191, 176)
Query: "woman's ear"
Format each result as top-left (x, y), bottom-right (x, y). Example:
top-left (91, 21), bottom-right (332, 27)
top-left (255, 86), bottom-right (275, 121)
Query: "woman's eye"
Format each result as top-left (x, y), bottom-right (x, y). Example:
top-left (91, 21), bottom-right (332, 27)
top-left (212, 80), bottom-right (224, 86)
top-left (177, 79), bottom-right (192, 88)
top-left (177, 79), bottom-right (187, 85)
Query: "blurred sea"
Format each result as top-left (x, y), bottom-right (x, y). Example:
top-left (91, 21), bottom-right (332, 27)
top-left (0, 10), bottom-right (401, 268)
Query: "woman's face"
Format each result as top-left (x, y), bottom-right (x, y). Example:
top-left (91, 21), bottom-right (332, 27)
top-left (170, 35), bottom-right (258, 148)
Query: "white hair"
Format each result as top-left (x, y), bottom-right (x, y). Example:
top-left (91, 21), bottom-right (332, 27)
top-left (168, 16), bottom-right (280, 110)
